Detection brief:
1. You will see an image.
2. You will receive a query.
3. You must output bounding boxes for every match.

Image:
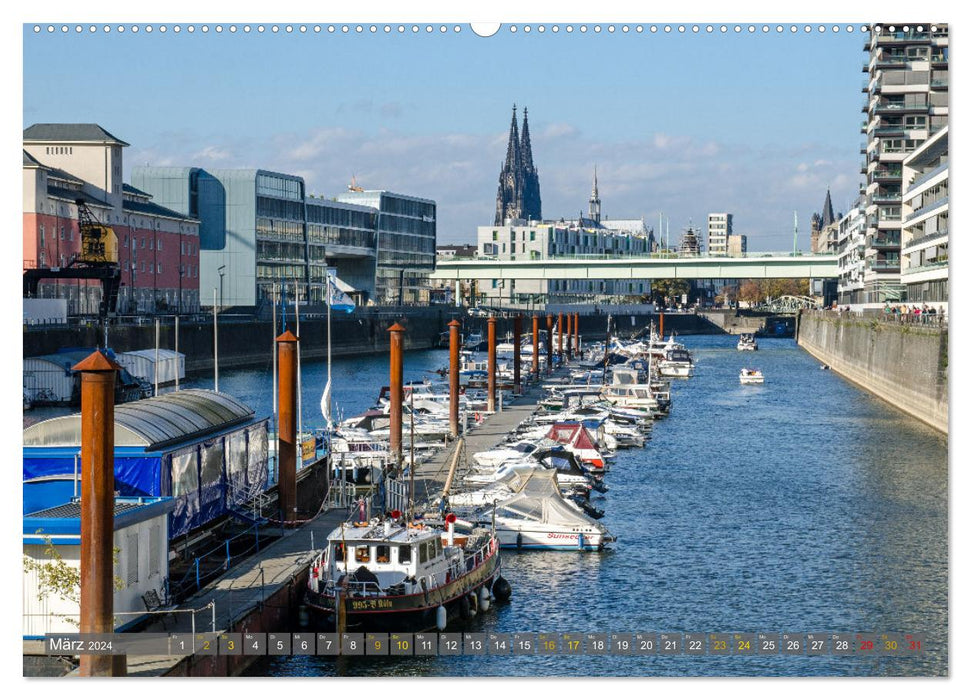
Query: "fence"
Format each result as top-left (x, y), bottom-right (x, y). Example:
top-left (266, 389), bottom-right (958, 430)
top-left (166, 524), bottom-right (265, 603)
top-left (385, 476), bottom-right (410, 514)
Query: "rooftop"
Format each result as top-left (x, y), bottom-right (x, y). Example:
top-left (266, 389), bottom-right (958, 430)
top-left (23, 389), bottom-right (257, 451)
top-left (23, 123), bottom-right (130, 146)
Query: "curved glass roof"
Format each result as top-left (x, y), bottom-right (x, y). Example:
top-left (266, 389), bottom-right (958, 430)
top-left (23, 389), bottom-right (255, 450)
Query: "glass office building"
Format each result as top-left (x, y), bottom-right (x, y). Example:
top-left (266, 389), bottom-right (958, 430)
top-left (134, 168), bottom-right (392, 308)
top-left (336, 190), bottom-right (437, 304)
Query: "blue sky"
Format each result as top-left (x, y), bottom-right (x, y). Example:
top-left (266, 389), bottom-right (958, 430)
top-left (24, 24), bottom-right (865, 247)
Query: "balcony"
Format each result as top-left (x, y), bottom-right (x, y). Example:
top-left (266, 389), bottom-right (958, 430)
top-left (873, 167), bottom-right (902, 181)
top-left (869, 260), bottom-right (901, 272)
top-left (874, 126), bottom-right (906, 137)
top-left (875, 101), bottom-right (929, 114)
top-left (868, 233), bottom-right (901, 248)
top-left (876, 31), bottom-right (932, 45)
top-left (872, 193), bottom-right (902, 205)
top-left (930, 78), bottom-right (948, 89)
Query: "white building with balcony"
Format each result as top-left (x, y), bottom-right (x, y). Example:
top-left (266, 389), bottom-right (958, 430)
top-left (860, 23), bottom-right (948, 304)
top-left (707, 213), bottom-right (733, 256)
top-left (837, 203), bottom-right (868, 306)
top-left (900, 125), bottom-right (947, 308)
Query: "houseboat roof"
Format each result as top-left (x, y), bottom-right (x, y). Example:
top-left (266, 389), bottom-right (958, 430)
top-left (24, 497), bottom-right (175, 544)
top-left (23, 389), bottom-right (257, 451)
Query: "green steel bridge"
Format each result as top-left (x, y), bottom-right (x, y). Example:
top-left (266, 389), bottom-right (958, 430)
top-left (430, 253), bottom-right (839, 282)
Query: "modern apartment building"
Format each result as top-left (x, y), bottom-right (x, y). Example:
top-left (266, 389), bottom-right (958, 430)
top-left (900, 125), bottom-right (947, 307)
top-left (860, 23), bottom-right (948, 304)
top-left (836, 202), bottom-right (868, 305)
top-left (706, 213), bottom-right (733, 256)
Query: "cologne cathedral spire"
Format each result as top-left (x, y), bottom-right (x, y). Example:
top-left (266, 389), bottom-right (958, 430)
top-left (495, 105), bottom-right (542, 225)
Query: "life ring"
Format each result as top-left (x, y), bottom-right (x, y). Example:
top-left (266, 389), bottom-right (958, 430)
top-left (474, 412), bottom-right (481, 422)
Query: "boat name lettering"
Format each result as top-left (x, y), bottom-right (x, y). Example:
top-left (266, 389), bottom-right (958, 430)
top-left (349, 598), bottom-right (395, 611)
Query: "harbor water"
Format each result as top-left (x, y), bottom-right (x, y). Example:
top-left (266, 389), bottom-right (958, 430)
top-left (246, 335), bottom-right (947, 677)
top-left (24, 335), bottom-right (947, 676)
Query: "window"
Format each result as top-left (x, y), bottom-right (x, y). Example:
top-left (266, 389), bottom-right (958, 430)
top-left (334, 543), bottom-right (346, 563)
top-left (39, 226), bottom-right (45, 245)
top-left (149, 524), bottom-right (161, 577)
top-left (419, 542), bottom-right (429, 564)
top-left (141, 238), bottom-right (145, 249)
top-left (355, 546), bottom-right (370, 563)
top-left (126, 532), bottom-right (139, 586)
top-left (60, 227), bottom-right (64, 240)
top-left (398, 545), bottom-right (412, 564)
top-left (149, 239), bottom-right (154, 250)
top-left (157, 263), bottom-right (162, 274)
top-left (376, 545), bottom-right (390, 563)
top-left (141, 262), bottom-right (145, 273)
top-left (157, 239), bottom-right (162, 251)
top-left (124, 235), bottom-right (128, 248)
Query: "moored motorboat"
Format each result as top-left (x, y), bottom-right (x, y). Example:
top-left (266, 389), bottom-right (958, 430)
top-left (305, 514), bottom-right (507, 631)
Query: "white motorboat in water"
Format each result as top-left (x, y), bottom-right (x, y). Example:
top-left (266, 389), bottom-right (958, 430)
top-left (737, 333), bottom-right (758, 351)
top-left (452, 469), bottom-right (614, 551)
top-left (739, 368), bottom-right (764, 384)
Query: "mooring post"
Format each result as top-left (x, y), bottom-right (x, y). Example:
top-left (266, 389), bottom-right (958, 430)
top-left (73, 350), bottom-right (125, 677)
top-left (487, 315), bottom-right (497, 413)
top-left (532, 314), bottom-right (540, 379)
top-left (574, 313), bottom-right (580, 356)
top-left (277, 330), bottom-right (298, 524)
top-left (660, 311), bottom-right (665, 339)
top-left (388, 323), bottom-right (405, 470)
top-left (513, 314), bottom-right (522, 394)
top-left (546, 314), bottom-right (554, 375)
top-left (557, 312), bottom-right (564, 365)
top-left (566, 312), bottom-right (573, 360)
top-left (448, 319), bottom-right (461, 437)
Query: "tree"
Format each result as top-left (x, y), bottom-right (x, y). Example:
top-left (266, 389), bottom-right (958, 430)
top-left (651, 279), bottom-right (690, 306)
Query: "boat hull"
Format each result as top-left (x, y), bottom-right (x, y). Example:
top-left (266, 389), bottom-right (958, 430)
top-left (304, 543), bottom-right (501, 632)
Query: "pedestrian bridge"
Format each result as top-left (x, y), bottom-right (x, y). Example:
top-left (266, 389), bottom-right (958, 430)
top-left (430, 254), bottom-right (839, 282)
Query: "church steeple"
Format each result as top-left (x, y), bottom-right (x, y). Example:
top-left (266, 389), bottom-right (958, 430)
top-left (520, 106), bottom-right (542, 222)
top-left (495, 104), bottom-right (542, 225)
top-left (588, 166), bottom-right (601, 224)
top-left (504, 104), bottom-right (522, 172)
top-left (821, 188), bottom-right (836, 228)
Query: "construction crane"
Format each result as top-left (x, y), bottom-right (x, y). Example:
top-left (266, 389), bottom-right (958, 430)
top-left (347, 175), bottom-right (364, 192)
top-left (23, 198), bottom-right (122, 320)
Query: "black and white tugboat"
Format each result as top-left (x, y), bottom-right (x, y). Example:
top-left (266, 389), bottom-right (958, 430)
top-left (305, 511), bottom-right (509, 631)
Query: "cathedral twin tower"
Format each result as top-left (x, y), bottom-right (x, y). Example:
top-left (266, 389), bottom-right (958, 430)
top-left (494, 105), bottom-right (542, 226)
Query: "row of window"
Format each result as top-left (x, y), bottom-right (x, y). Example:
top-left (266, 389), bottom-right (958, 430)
top-left (379, 194), bottom-right (435, 220)
top-left (333, 538), bottom-right (442, 567)
top-left (44, 146), bottom-right (73, 155)
top-left (379, 213), bottom-right (436, 237)
top-left (256, 173), bottom-right (303, 201)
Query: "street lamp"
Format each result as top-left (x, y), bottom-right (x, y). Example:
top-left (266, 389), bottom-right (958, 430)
top-left (217, 265), bottom-right (226, 313)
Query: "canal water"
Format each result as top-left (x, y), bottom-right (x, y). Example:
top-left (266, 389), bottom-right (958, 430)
top-left (241, 336), bottom-right (948, 677)
top-left (24, 336), bottom-right (948, 676)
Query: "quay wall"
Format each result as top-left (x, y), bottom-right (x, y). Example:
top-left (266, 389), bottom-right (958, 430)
top-left (796, 310), bottom-right (948, 434)
top-left (23, 310), bottom-right (718, 374)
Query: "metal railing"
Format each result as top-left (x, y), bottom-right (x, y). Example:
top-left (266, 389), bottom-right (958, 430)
top-left (166, 524), bottom-right (264, 603)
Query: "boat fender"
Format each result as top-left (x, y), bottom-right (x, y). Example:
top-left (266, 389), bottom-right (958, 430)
top-left (578, 532), bottom-right (585, 550)
top-left (436, 605), bottom-right (448, 631)
top-left (459, 594), bottom-right (471, 619)
top-left (478, 586), bottom-right (491, 612)
top-left (468, 592), bottom-right (478, 616)
top-left (492, 576), bottom-right (512, 601)
top-left (516, 532), bottom-right (523, 549)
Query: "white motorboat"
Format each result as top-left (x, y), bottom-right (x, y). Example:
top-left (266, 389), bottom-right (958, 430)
top-left (737, 333), bottom-right (759, 351)
top-left (739, 368), bottom-right (764, 384)
top-left (453, 469), bottom-right (614, 551)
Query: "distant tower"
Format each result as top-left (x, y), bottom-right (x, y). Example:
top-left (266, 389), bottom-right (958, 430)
top-left (494, 105), bottom-right (525, 225)
top-left (520, 107), bottom-right (542, 222)
top-left (495, 105), bottom-right (542, 225)
top-left (588, 166), bottom-right (601, 224)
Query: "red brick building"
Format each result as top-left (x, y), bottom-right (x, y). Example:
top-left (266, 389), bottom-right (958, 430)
top-left (23, 124), bottom-right (201, 315)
